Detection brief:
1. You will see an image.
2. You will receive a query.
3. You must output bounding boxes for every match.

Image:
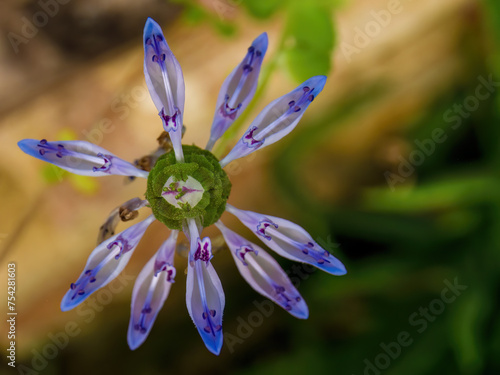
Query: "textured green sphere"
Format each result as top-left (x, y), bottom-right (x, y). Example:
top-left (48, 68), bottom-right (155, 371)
top-left (146, 145), bottom-right (231, 230)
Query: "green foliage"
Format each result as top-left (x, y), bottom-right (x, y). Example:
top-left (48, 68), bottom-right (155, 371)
top-left (176, 0), bottom-right (338, 83)
top-left (268, 47), bottom-right (500, 373)
top-left (242, 0), bottom-right (282, 19)
top-left (283, 2), bottom-right (335, 82)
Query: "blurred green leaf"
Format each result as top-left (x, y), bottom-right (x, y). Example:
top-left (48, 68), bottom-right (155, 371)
top-left (242, 0), bottom-right (283, 19)
top-left (490, 314), bottom-right (500, 369)
top-left (212, 18), bottom-right (237, 36)
top-left (283, 2), bottom-right (335, 82)
top-left (386, 321), bottom-right (448, 375)
top-left (181, 4), bottom-right (207, 25)
top-left (363, 175), bottom-right (500, 213)
top-left (41, 164), bottom-right (66, 184)
top-left (449, 288), bottom-right (489, 374)
top-left (285, 48), bottom-right (331, 83)
top-left (69, 174), bottom-right (99, 195)
top-left (483, 0), bottom-right (500, 43)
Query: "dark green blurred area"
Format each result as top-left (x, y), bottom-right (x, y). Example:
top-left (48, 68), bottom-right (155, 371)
top-left (3, 0), bottom-right (500, 374)
top-left (268, 1), bottom-right (500, 375)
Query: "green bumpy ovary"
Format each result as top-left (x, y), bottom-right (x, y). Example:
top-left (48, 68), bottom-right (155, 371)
top-left (146, 145), bottom-right (232, 230)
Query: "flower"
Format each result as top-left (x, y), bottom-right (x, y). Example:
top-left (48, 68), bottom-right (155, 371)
top-left (18, 17), bottom-right (346, 355)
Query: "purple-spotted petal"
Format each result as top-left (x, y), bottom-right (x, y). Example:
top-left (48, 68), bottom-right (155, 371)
top-left (18, 139), bottom-right (148, 178)
top-left (220, 76), bottom-right (327, 167)
top-left (185, 219), bottom-right (225, 355)
top-left (61, 215), bottom-right (155, 311)
top-left (206, 33), bottom-right (268, 151)
top-left (226, 204), bottom-right (346, 275)
top-left (127, 230), bottom-right (178, 350)
top-left (216, 222), bottom-right (308, 319)
top-left (143, 18), bottom-right (185, 161)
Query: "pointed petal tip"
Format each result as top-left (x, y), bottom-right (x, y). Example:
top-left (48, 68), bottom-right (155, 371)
top-left (286, 297), bottom-right (309, 319)
top-left (143, 17), bottom-right (163, 41)
top-left (17, 138), bottom-right (29, 148)
top-left (317, 260), bottom-right (347, 276)
top-left (127, 331), bottom-right (145, 351)
top-left (306, 75), bottom-right (327, 91)
top-left (17, 139), bottom-right (37, 157)
top-left (60, 296), bottom-right (76, 312)
top-left (336, 268), bottom-right (348, 276)
top-left (291, 307), bottom-right (309, 320)
top-left (144, 17), bottom-right (159, 29)
top-left (202, 334), bottom-right (223, 356)
top-left (253, 32), bottom-right (269, 55)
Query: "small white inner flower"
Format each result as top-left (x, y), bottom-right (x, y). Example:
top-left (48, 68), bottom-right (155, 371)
top-left (161, 176), bottom-right (204, 209)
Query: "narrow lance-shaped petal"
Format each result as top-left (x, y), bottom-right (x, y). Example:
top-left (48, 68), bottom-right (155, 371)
top-left (226, 204), bottom-right (346, 275)
top-left (97, 198), bottom-right (148, 244)
top-left (61, 215), bottom-right (156, 311)
top-left (185, 219), bottom-right (225, 355)
top-left (216, 221), bottom-right (308, 319)
top-left (18, 139), bottom-right (148, 178)
top-left (127, 230), bottom-right (179, 350)
top-left (206, 33), bottom-right (268, 151)
top-left (220, 76), bottom-right (327, 167)
top-left (143, 17), bottom-right (185, 162)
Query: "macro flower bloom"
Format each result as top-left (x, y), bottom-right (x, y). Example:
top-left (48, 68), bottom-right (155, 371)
top-left (18, 18), bottom-right (346, 355)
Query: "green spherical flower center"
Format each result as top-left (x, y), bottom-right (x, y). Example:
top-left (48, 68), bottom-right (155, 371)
top-left (146, 145), bottom-right (231, 230)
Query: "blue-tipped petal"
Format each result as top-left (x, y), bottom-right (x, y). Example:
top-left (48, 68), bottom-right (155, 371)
top-left (206, 32), bottom-right (268, 150)
top-left (226, 204), bottom-right (346, 275)
top-left (185, 219), bottom-right (225, 355)
top-left (143, 18), bottom-right (185, 161)
top-left (61, 215), bottom-right (155, 311)
top-left (186, 253), bottom-right (225, 355)
top-left (220, 76), bottom-right (327, 167)
top-left (216, 221), bottom-right (308, 319)
top-left (18, 139), bottom-right (148, 178)
top-left (127, 230), bottom-right (178, 350)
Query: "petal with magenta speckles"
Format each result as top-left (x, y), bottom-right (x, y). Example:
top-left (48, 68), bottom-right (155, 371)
top-left (61, 215), bottom-right (155, 311)
top-left (18, 139), bottom-right (148, 178)
top-left (216, 221), bottom-right (308, 319)
top-left (220, 76), bottom-right (326, 167)
top-left (206, 33), bottom-right (268, 150)
top-left (127, 230), bottom-right (178, 350)
top-left (226, 204), bottom-right (346, 275)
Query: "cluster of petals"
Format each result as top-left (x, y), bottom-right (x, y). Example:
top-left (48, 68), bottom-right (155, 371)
top-left (18, 18), bottom-right (346, 355)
